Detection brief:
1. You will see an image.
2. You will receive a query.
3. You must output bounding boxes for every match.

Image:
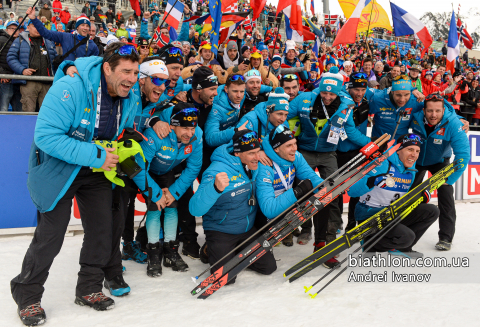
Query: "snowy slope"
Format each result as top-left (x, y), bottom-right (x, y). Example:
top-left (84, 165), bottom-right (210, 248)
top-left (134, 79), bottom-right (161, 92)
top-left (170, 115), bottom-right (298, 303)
top-left (421, 7), bottom-right (480, 50)
top-left (1, 202), bottom-right (480, 327)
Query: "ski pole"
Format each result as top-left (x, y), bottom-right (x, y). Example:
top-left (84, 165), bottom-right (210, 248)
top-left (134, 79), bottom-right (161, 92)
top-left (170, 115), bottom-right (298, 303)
top-left (0, 0), bottom-right (40, 56)
top-left (193, 134), bottom-right (391, 281)
top-left (390, 109), bottom-right (406, 141)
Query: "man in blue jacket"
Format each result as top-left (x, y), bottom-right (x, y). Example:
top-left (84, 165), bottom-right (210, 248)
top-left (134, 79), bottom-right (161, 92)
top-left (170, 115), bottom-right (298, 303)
top-left (409, 93), bottom-right (470, 251)
top-left (256, 126), bottom-right (324, 247)
top-left (348, 134), bottom-right (440, 258)
top-left (7, 20), bottom-right (57, 112)
top-left (11, 43), bottom-right (140, 326)
top-left (337, 73), bottom-right (372, 232)
top-left (133, 103), bottom-right (203, 276)
top-left (26, 7), bottom-right (99, 62)
top-left (287, 67), bottom-right (371, 264)
top-left (190, 130), bottom-right (277, 283)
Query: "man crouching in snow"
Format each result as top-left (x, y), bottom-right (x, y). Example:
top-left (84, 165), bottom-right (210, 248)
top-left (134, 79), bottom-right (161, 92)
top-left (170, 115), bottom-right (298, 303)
top-left (189, 129), bottom-right (277, 284)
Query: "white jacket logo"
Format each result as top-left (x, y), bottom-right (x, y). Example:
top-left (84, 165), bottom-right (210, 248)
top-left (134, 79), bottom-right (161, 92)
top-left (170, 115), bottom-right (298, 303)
top-left (80, 119), bottom-right (90, 126)
top-left (158, 153), bottom-right (171, 159)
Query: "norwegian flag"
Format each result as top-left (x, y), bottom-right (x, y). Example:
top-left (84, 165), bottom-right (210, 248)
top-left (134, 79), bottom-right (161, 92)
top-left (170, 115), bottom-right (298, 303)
top-left (324, 14), bottom-right (338, 25)
top-left (153, 26), bottom-right (170, 47)
top-left (243, 16), bottom-right (253, 31)
top-left (457, 18), bottom-right (474, 50)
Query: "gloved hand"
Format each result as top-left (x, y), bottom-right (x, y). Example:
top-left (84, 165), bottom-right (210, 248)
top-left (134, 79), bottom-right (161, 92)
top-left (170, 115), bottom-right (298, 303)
top-left (422, 190), bottom-right (432, 203)
top-left (293, 179), bottom-right (313, 200)
top-left (366, 173), bottom-right (392, 189)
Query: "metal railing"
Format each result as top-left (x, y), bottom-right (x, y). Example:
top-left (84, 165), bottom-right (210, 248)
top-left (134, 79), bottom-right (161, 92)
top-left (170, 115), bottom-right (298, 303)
top-left (0, 74), bottom-right (54, 82)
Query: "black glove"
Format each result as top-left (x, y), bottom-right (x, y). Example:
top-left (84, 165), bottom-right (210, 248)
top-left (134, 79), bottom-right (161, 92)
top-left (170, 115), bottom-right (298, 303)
top-left (293, 179), bottom-right (313, 200)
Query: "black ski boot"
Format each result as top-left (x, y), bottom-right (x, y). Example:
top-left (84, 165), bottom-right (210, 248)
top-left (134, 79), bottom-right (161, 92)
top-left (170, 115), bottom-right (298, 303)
top-left (74, 292), bottom-right (115, 311)
top-left (199, 243), bottom-right (209, 264)
top-left (104, 275), bottom-right (131, 297)
top-left (182, 240), bottom-right (200, 259)
top-left (282, 233), bottom-right (294, 247)
top-left (314, 241), bottom-right (341, 269)
top-left (164, 240), bottom-right (189, 272)
top-left (18, 302), bottom-right (46, 326)
top-left (146, 242), bottom-right (163, 277)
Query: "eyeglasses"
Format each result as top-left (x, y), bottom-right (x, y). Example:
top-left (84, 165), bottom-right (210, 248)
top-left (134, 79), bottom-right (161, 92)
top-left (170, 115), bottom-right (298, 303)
top-left (140, 45), bottom-right (149, 49)
top-left (104, 44), bottom-right (138, 63)
top-left (282, 74), bottom-right (298, 80)
top-left (425, 93), bottom-right (444, 102)
top-left (393, 74), bottom-right (410, 81)
top-left (229, 75), bottom-right (245, 82)
top-left (244, 70), bottom-right (261, 77)
top-left (140, 72), bottom-right (170, 87)
top-left (239, 131), bottom-right (258, 144)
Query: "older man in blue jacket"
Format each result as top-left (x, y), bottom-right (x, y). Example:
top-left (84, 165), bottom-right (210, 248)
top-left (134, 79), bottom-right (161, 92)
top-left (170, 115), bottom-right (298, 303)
top-left (11, 43), bottom-right (140, 326)
top-left (409, 94), bottom-right (470, 251)
top-left (190, 130), bottom-right (277, 283)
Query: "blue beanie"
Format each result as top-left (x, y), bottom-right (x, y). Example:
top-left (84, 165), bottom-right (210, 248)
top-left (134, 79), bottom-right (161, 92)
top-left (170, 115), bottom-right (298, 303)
top-left (319, 66), bottom-right (343, 94)
top-left (271, 55), bottom-right (281, 63)
top-left (258, 43), bottom-right (267, 51)
top-left (324, 54), bottom-right (338, 67)
top-left (266, 87), bottom-right (290, 112)
top-left (75, 16), bottom-right (91, 29)
top-left (391, 77), bottom-right (413, 92)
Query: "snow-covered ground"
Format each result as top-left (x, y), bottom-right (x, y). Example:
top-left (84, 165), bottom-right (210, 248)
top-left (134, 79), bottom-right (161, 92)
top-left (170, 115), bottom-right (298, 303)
top-left (1, 203), bottom-right (480, 327)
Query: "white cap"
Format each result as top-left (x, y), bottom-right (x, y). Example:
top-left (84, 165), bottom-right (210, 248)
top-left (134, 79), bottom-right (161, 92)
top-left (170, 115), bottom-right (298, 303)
top-left (343, 60), bottom-right (353, 67)
top-left (285, 40), bottom-right (296, 52)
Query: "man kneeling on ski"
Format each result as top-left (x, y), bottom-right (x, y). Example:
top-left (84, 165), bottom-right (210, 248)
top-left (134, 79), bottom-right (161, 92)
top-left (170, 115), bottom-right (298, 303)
top-left (348, 134), bottom-right (440, 258)
top-left (189, 130), bottom-right (277, 283)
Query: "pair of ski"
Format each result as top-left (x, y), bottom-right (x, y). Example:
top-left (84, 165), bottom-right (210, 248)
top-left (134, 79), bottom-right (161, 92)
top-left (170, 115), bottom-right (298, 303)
top-left (191, 134), bottom-right (396, 299)
top-left (285, 159), bottom-right (463, 298)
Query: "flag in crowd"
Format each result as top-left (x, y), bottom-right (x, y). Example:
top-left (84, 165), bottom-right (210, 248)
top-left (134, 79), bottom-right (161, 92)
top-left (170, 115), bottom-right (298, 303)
top-left (163, 0), bottom-right (185, 30)
top-left (457, 18), bottom-right (474, 50)
top-left (447, 11), bottom-right (460, 74)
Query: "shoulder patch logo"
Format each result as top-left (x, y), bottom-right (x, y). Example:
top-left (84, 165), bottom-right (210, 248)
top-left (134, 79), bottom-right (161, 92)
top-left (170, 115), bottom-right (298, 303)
top-left (437, 128), bottom-right (445, 136)
top-left (62, 90), bottom-right (70, 101)
top-left (184, 144), bottom-right (192, 154)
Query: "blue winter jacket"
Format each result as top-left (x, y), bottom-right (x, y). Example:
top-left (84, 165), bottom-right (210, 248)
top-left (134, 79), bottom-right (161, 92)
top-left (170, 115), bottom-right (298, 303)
top-left (132, 107), bottom-right (203, 203)
top-left (365, 87), bottom-right (424, 138)
top-left (7, 31), bottom-right (57, 85)
top-left (409, 100), bottom-right (470, 185)
top-left (140, 18), bottom-right (151, 39)
top-left (190, 143), bottom-right (258, 235)
top-left (28, 56), bottom-right (138, 212)
top-left (287, 89), bottom-right (371, 153)
top-left (177, 17), bottom-right (190, 43)
top-left (236, 102), bottom-right (289, 142)
top-left (205, 84), bottom-right (271, 147)
top-left (337, 91), bottom-right (371, 153)
top-left (31, 18), bottom-right (99, 60)
top-left (348, 152), bottom-right (417, 222)
top-left (256, 137), bottom-right (323, 219)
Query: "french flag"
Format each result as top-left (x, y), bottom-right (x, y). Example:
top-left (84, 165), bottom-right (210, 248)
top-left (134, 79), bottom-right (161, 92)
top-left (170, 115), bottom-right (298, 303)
top-left (278, 0), bottom-right (303, 36)
top-left (446, 11), bottom-right (460, 74)
top-left (390, 3), bottom-right (432, 57)
top-left (163, 0), bottom-right (185, 30)
top-left (332, 0), bottom-right (369, 46)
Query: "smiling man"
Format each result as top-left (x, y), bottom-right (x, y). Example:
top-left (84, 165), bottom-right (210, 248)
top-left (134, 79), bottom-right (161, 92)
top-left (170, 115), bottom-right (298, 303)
top-left (11, 42), bottom-right (140, 326)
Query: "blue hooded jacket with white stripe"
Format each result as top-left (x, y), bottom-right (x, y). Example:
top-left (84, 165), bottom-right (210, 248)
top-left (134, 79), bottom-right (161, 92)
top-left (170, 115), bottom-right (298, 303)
top-left (28, 56), bottom-right (138, 212)
top-left (287, 88), bottom-right (371, 152)
top-left (256, 137), bottom-right (323, 219)
top-left (409, 100), bottom-right (470, 185)
top-left (236, 102), bottom-right (289, 142)
top-left (132, 106), bottom-right (203, 203)
top-left (205, 84), bottom-right (272, 147)
top-left (189, 142), bottom-right (258, 235)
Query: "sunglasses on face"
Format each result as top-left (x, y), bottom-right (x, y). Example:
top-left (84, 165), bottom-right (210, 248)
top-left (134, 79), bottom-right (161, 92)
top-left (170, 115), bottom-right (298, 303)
top-left (140, 72), bottom-right (170, 87)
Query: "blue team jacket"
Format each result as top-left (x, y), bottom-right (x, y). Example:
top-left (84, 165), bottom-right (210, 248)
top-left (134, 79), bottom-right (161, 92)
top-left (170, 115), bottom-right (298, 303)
top-left (236, 102), bottom-right (289, 141)
top-left (189, 143), bottom-right (258, 235)
top-left (256, 137), bottom-right (323, 219)
top-left (28, 56), bottom-right (138, 212)
top-left (410, 100), bottom-right (470, 184)
top-left (288, 89), bottom-right (371, 153)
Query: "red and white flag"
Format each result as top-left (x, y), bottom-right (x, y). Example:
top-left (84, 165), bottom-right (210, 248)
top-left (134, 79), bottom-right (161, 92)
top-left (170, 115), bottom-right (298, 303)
top-left (457, 18), bottom-right (474, 50)
top-left (153, 26), bottom-right (170, 47)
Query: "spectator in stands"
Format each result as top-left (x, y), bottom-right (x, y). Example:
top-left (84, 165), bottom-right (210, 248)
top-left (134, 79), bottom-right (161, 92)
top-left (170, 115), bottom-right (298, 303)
top-left (116, 10), bottom-right (125, 27)
top-left (89, 24), bottom-right (104, 55)
top-left (0, 4), bottom-right (8, 22)
top-left (126, 15), bottom-right (137, 31)
top-left (82, 2), bottom-right (92, 18)
top-left (7, 20), bottom-right (57, 112)
top-left (25, 7), bottom-right (98, 62)
top-left (65, 15), bottom-right (77, 32)
top-left (106, 8), bottom-right (114, 24)
top-left (374, 61), bottom-right (384, 82)
top-left (360, 58), bottom-right (376, 81)
top-left (116, 23), bottom-right (128, 39)
top-left (60, 6), bottom-right (71, 25)
top-left (52, 0), bottom-right (62, 15)
top-left (0, 20), bottom-right (22, 112)
top-left (379, 65), bottom-right (400, 90)
top-left (39, 3), bottom-right (53, 22)
top-left (38, 0), bottom-right (51, 8)
top-left (94, 5), bottom-right (104, 24)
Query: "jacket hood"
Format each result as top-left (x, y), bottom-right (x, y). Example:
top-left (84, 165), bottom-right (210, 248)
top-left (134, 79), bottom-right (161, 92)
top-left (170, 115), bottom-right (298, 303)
top-left (262, 136), bottom-right (293, 171)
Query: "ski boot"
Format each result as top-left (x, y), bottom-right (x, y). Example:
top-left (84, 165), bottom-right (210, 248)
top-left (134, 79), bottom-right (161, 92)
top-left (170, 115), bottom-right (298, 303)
top-left (18, 302), bottom-right (46, 326)
top-left (74, 292), bottom-right (115, 311)
top-left (164, 240), bottom-right (189, 271)
top-left (435, 239), bottom-right (452, 251)
top-left (297, 228), bottom-right (312, 245)
top-left (182, 240), bottom-right (200, 259)
top-left (122, 241), bottom-right (147, 264)
top-left (104, 275), bottom-right (130, 297)
top-left (314, 241), bottom-right (341, 269)
top-left (199, 243), bottom-right (209, 264)
top-left (146, 242), bottom-right (163, 277)
top-left (282, 233), bottom-right (294, 247)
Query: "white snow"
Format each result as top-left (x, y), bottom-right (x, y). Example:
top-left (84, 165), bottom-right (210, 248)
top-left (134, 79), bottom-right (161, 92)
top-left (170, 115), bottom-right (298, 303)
top-left (1, 202), bottom-right (480, 327)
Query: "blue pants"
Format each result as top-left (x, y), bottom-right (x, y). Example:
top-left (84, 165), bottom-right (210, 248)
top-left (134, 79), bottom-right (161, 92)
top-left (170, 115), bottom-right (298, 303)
top-left (146, 208), bottom-right (178, 244)
top-left (0, 82), bottom-right (22, 112)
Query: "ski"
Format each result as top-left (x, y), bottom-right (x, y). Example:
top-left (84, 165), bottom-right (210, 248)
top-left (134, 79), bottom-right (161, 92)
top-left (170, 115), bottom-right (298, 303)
top-left (190, 137), bottom-right (392, 296)
top-left (285, 159), bottom-right (463, 283)
top-left (194, 143), bottom-right (400, 299)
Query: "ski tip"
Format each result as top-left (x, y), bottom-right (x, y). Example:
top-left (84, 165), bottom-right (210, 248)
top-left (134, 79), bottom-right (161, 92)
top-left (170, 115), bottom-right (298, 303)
top-left (191, 277), bottom-right (200, 285)
top-left (309, 293), bottom-right (318, 299)
top-left (304, 286), bottom-right (312, 293)
top-left (283, 273), bottom-right (287, 277)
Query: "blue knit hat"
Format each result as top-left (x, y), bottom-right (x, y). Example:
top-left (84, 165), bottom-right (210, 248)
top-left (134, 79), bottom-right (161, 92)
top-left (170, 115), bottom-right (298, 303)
top-left (266, 87), bottom-right (290, 112)
top-left (324, 54), bottom-right (338, 67)
top-left (258, 43), bottom-right (267, 51)
top-left (271, 55), bottom-right (282, 63)
top-left (391, 76), bottom-right (413, 92)
top-left (319, 66), bottom-right (343, 94)
top-left (75, 15), bottom-right (91, 29)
